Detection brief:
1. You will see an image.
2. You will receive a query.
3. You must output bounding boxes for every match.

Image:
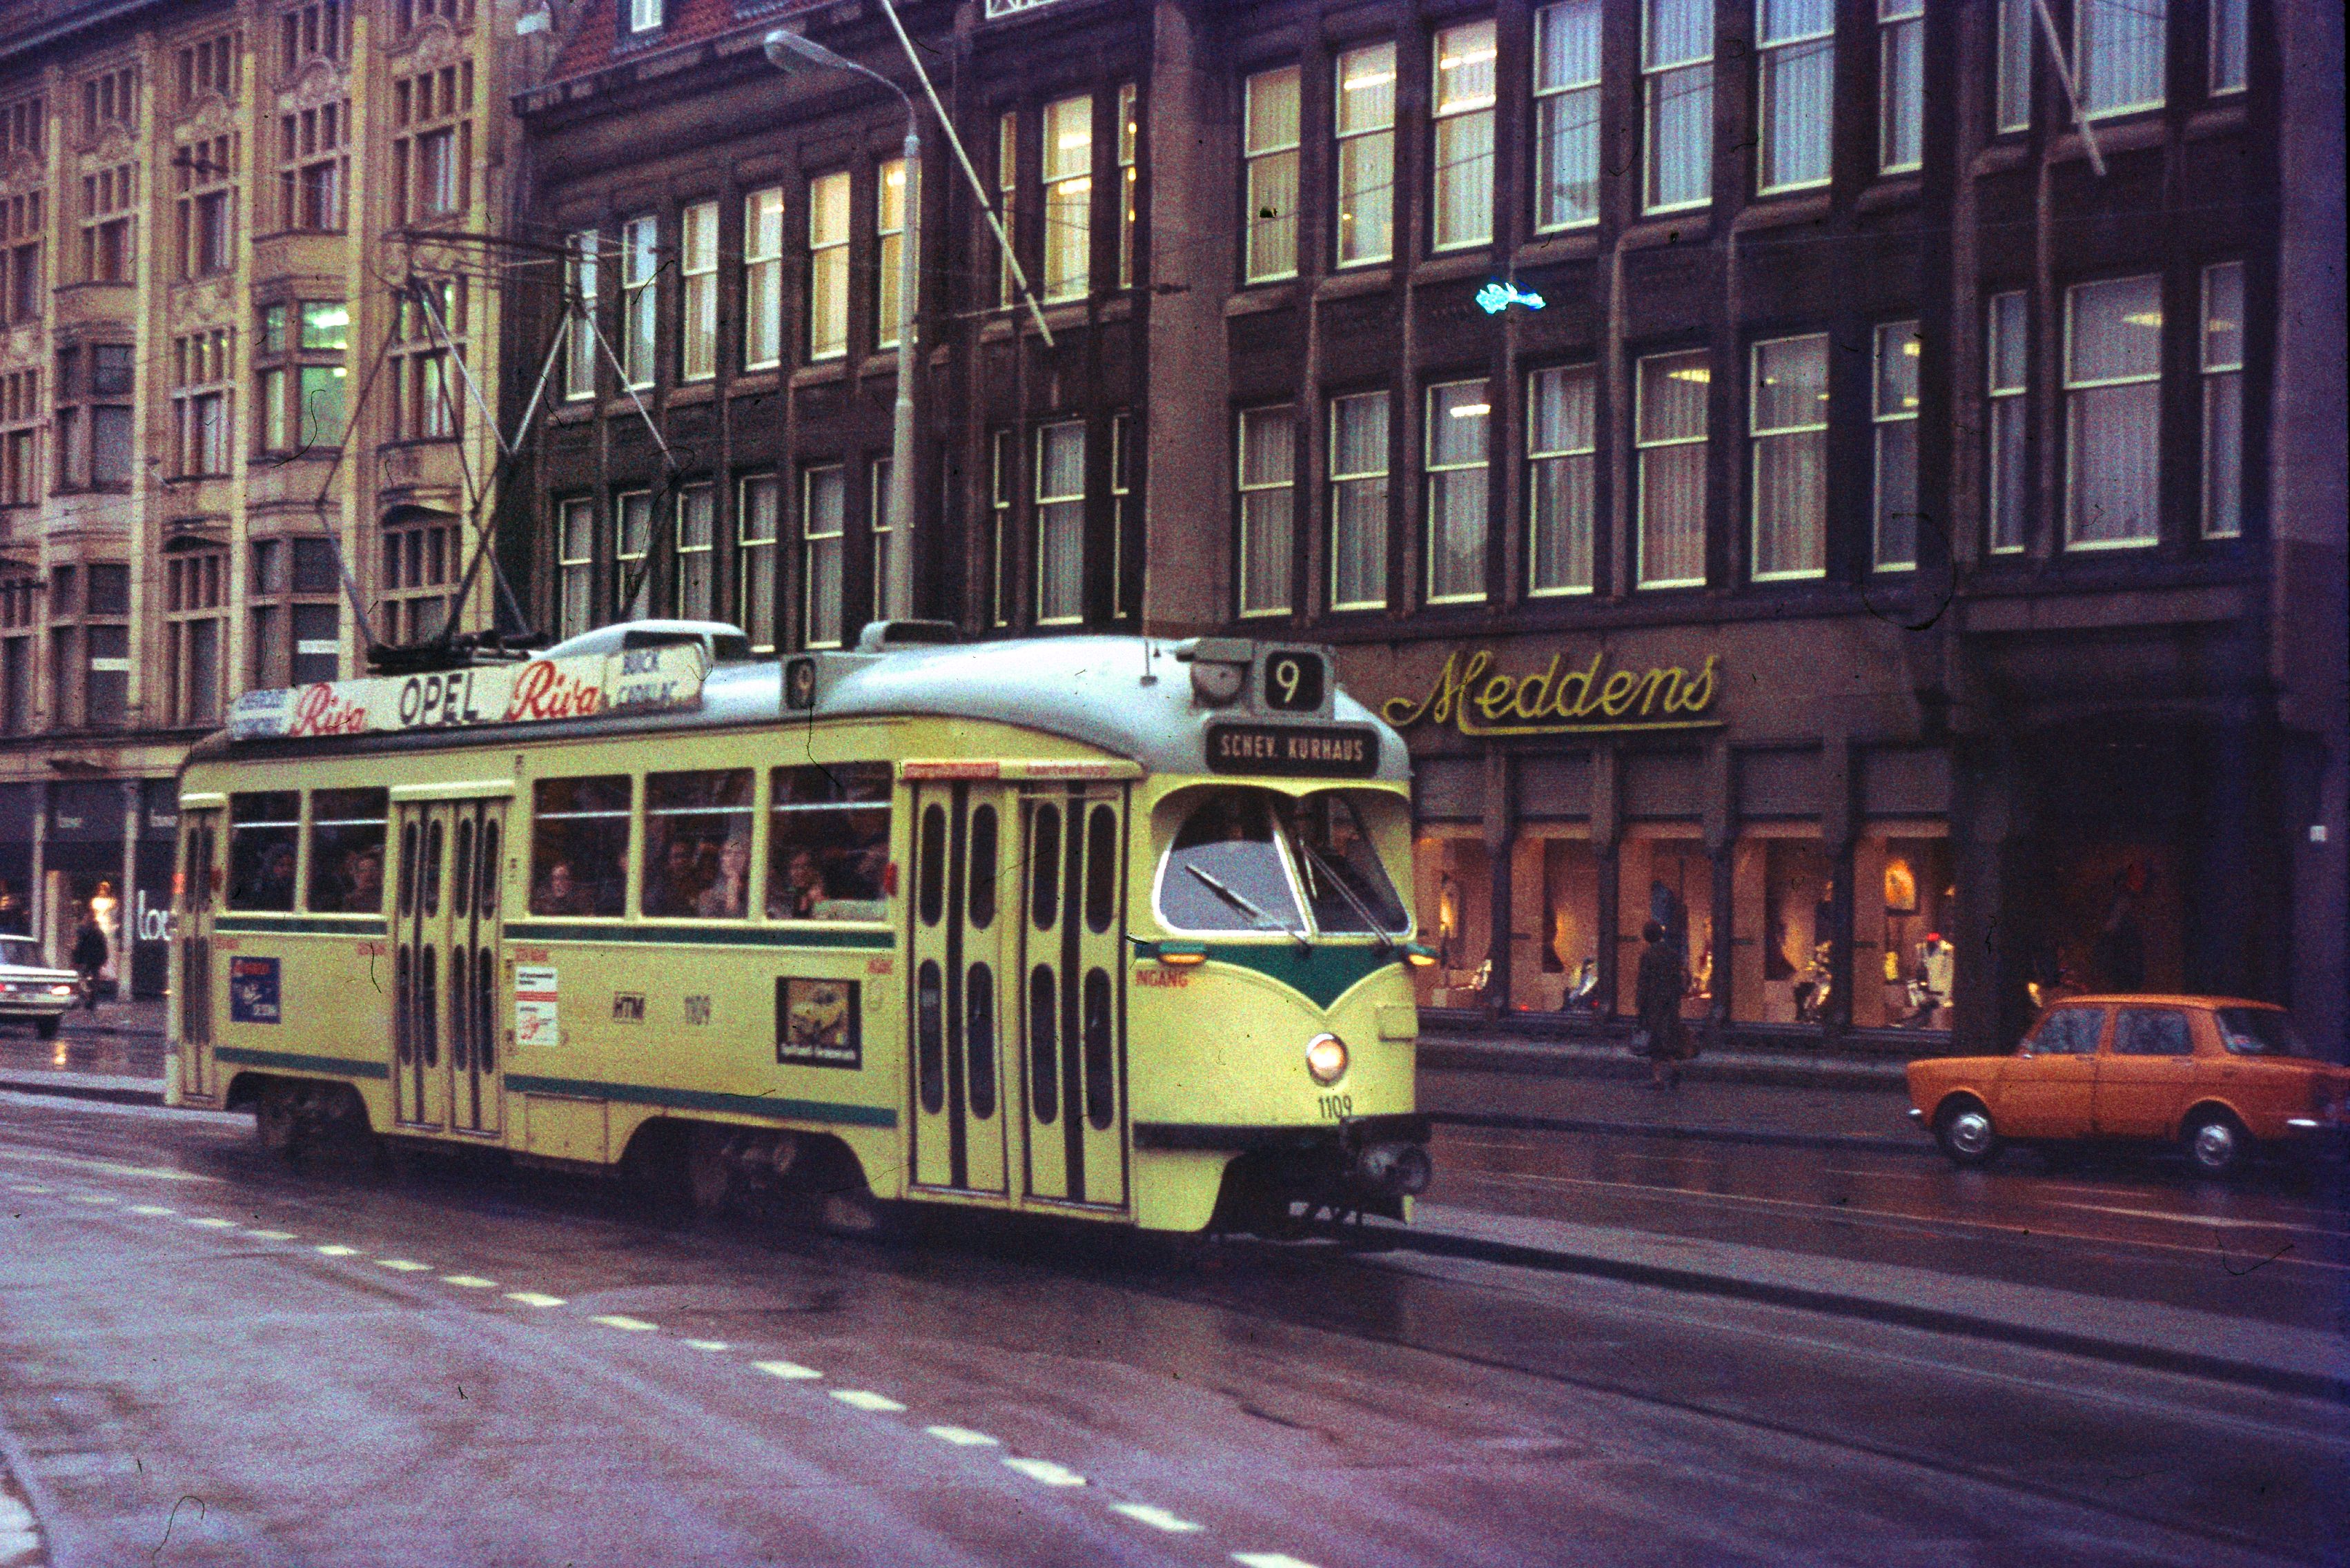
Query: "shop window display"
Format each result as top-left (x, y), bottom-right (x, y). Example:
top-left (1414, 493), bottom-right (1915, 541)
top-left (1732, 834), bottom-right (1834, 1023)
top-left (1413, 832), bottom-right (1491, 1008)
top-left (1511, 834), bottom-right (1602, 1011)
top-left (1615, 834), bottom-right (1712, 1020)
top-left (1854, 833), bottom-right (1952, 1029)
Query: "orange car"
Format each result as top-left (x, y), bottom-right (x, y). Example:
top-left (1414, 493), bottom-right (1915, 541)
top-left (1907, 996), bottom-right (2349, 1176)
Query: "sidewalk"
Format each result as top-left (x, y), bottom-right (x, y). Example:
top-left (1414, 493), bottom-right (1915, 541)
top-left (1421, 1066), bottom-right (1926, 1153)
top-left (0, 1001), bottom-right (168, 1106)
top-left (1420, 1028), bottom-right (1912, 1092)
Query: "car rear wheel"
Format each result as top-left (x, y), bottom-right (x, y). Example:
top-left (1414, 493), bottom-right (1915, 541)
top-left (2183, 1112), bottom-right (2249, 1179)
top-left (1935, 1098), bottom-right (2002, 1168)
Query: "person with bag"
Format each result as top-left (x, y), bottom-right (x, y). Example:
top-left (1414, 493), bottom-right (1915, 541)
top-left (1634, 919), bottom-right (1692, 1092)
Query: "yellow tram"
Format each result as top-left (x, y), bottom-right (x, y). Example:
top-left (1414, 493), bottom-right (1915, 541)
top-left (166, 625), bottom-right (1433, 1234)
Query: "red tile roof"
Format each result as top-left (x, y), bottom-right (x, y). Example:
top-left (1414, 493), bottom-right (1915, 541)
top-left (550, 0), bottom-right (827, 88)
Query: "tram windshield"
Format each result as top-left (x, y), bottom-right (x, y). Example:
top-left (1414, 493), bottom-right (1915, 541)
top-left (1156, 788), bottom-right (1407, 939)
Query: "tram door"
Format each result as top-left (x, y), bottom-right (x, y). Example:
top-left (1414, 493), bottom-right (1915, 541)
top-left (175, 810), bottom-right (221, 1098)
top-left (391, 799), bottom-right (506, 1134)
top-left (907, 783), bottom-right (1009, 1195)
top-left (1016, 787), bottom-right (1128, 1210)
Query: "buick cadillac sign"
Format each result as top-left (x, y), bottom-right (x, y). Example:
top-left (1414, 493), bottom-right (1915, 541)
top-left (226, 645), bottom-right (707, 742)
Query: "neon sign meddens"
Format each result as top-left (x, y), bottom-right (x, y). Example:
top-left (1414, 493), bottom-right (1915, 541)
top-left (1382, 648), bottom-right (1722, 736)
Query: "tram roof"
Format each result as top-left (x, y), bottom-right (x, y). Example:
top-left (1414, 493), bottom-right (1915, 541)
top-left (192, 635), bottom-right (1412, 784)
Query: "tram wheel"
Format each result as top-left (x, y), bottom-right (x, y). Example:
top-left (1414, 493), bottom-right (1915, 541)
top-left (253, 1084), bottom-right (301, 1161)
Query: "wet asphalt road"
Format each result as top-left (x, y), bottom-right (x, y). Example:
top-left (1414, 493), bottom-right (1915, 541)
top-left (3, 1090), bottom-right (2346, 1567)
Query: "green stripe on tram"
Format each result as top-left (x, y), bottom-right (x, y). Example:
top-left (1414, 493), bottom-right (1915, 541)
top-left (503, 1074), bottom-right (897, 1128)
top-left (502, 921), bottom-right (894, 950)
top-left (215, 1046), bottom-right (391, 1080)
top-left (213, 916), bottom-right (389, 937)
top-left (1200, 943), bottom-right (1401, 1011)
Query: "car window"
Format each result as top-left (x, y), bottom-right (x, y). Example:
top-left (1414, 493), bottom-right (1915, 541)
top-left (2029, 1007), bottom-right (2103, 1056)
top-left (2113, 1008), bottom-right (2192, 1057)
top-left (2216, 1007), bottom-right (2314, 1057)
top-left (0, 935), bottom-right (40, 967)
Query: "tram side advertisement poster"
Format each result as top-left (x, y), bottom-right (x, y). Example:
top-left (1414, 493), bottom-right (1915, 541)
top-left (225, 644), bottom-right (707, 741)
top-left (514, 967), bottom-right (558, 1048)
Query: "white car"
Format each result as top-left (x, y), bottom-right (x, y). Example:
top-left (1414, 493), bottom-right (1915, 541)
top-left (0, 934), bottom-right (79, 1040)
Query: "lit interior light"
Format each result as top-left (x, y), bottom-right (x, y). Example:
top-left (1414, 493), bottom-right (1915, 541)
top-left (1440, 49), bottom-right (1498, 69)
top-left (1669, 366), bottom-right (1711, 383)
top-left (1903, 337), bottom-right (1921, 355)
top-left (1057, 133), bottom-right (1090, 151)
top-left (1449, 402), bottom-right (1491, 418)
top-left (885, 167), bottom-right (905, 188)
top-left (1343, 71), bottom-right (1396, 91)
top-left (2124, 311), bottom-right (2163, 327)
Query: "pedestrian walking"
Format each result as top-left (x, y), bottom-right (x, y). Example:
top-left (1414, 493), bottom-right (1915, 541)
top-left (1634, 919), bottom-right (1691, 1091)
top-left (70, 914), bottom-right (110, 1014)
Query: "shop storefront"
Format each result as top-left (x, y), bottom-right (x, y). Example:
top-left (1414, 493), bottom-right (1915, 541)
top-left (0, 776), bottom-right (173, 996)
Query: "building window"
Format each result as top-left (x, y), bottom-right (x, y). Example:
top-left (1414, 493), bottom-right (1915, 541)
top-left (1636, 351), bottom-right (1710, 587)
top-left (556, 498), bottom-right (594, 640)
top-left (279, 3), bottom-right (349, 73)
top-left (1431, 19), bottom-right (1497, 251)
top-left (1534, 3), bottom-right (1602, 231)
top-left (254, 300), bottom-right (348, 455)
top-left (1757, 0), bottom-right (1832, 194)
top-left (868, 458), bottom-right (893, 620)
top-left (1242, 66), bottom-right (1301, 284)
top-left (1425, 380), bottom-right (1491, 604)
top-left (1729, 832), bottom-right (1833, 1024)
top-left (1035, 421), bottom-right (1086, 625)
top-left (79, 67), bottom-right (137, 139)
top-left (54, 562), bottom-right (132, 731)
top-left (2064, 274), bottom-right (2162, 549)
top-left (174, 133), bottom-right (237, 278)
top-left (177, 31), bottom-right (242, 108)
top-left (1643, 0), bottom-right (1713, 213)
top-left (564, 229), bottom-right (598, 399)
top-left (743, 190), bottom-right (783, 371)
top-left (1750, 334), bottom-right (1828, 580)
top-left (389, 279), bottom-right (465, 442)
top-left (159, 550), bottom-right (225, 721)
top-left (248, 537), bottom-right (342, 687)
top-left (2201, 262), bottom-right (2243, 540)
top-left (1854, 832), bottom-right (1953, 1029)
top-left (2078, 0), bottom-right (2166, 117)
top-left (738, 474), bottom-right (779, 651)
top-left (680, 199), bottom-right (717, 382)
top-left (380, 515), bottom-right (454, 644)
top-left (1, 575), bottom-right (37, 734)
top-left (1117, 84), bottom-right (1139, 290)
top-left (1873, 321), bottom-right (1921, 569)
top-left (172, 329), bottom-right (234, 478)
top-left (616, 490), bottom-right (652, 620)
top-left (1878, 0), bottom-right (1924, 173)
top-left (803, 464), bottom-right (845, 648)
top-left (277, 99), bottom-right (349, 232)
top-left (1042, 95), bottom-right (1092, 303)
top-left (1335, 43), bottom-right (1396, 266)
top-left (807, 174), bottom-right (849, 361)
top-left (627, 0), bottom-right (663, 35)
top-left (1329, 392), bottom-right (1390, 610)
top-left (995, 112), bottom-right (1019, 308)
top-left (398, 0), bottom-right (475, 32)
top-left (676, 483), bottom-right (714, 619)
top-left (1987, 291), bottom-right (2028, 553)
top-left (2209, 0), bottom-right (2246, 95)
top-left (621, 215), bottom-right (658, 387)
top-left (1, 369), bottom-right (39, 507)
top-left (81, 163), bottom-right (137, 283)
top-left (874, 161), bottom-right (907, 351)
top-left (1110, 411), bottom-right (1134, 618)
top-left (1, 190), bottom-right (41, 328)
top-left (989, 429), bottom-right (1015, 626)
top-left (1, 93), bottom-right (46, 161)
top-left (1528, 364), bottom-right (1596, 595)
top-left (1237, 406), bottom-right (1295, 617)
top-left (391, 63), bottom-right (473, 224)
top-left (1995, 0), bottom-right (2033, 131)
top-left (52, 345), bottom-right (135, 491)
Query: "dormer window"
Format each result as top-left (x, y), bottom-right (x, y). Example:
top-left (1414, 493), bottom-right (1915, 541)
top-left (627, 0), bottom-right (663, 35)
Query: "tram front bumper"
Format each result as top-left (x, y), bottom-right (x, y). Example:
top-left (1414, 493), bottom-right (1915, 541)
top-left (1137, 1113), bottom-right (1435, 1213)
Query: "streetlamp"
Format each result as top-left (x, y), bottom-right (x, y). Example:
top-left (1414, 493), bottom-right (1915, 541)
top-left (765, 27), bottom-right (920, 623)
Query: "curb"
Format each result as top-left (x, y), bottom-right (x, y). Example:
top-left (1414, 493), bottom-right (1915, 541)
top-left (1420, 1038), bottom-right (1909, 1092)
top-left (0, 1072), bottom-right (166, 1108)
top-left (1385, 1215), bottom-right (2349, 1405)
top-left (1431, 1108), bottom-right (1932, 1156)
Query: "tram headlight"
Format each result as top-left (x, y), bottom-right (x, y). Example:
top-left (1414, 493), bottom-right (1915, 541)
top-left (1305, 1032), bottom-right (1349, 1086)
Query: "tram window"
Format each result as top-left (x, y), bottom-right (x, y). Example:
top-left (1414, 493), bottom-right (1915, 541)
top-left (643, 770), bottom-right (753, 919)
top-left (966, 962), bottom-right (996, 1119)
top-left (530, 776), bottom-right (629, 917)
top-left (1154, 790), bottom-right (1304, 935)
top-left (968, 804), bottom-right (998, 928)
top-left (308, 787), bottom-right (387, 914)
top-left (1280, 791), bottom-right (1408, 934)
top-left (478, 818), bottom-right (500, 916)
top-left (227, 792), bottom-right (302, 911)
top-left (767, 763), bottom-right (890, 921)
top-left (1084, 805), bottom-right (1117, 934)
top-left (1030, 805), bottom-right (1061, 929)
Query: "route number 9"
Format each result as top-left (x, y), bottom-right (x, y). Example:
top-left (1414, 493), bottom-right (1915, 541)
top-left (1262, 651), bottom-right (1326, 714)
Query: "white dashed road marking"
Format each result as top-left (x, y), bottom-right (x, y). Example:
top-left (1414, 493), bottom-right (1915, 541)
top-left (504, 1291), bottom-right (567, 1308)
top-left (829, 1389), bottom-right (905, 1413)
top-left (243, 1229), bottom-right (296, 1240)
top-left (128, 1204), bottom-right (177, 1216)
top-left (375, 1259), bottom-right (434, 1273)
top-left (439, 1275), bottom-right (497, 1289)
top-left (315, 1244), bottom-right (359, 1257)
top-left (1001, 1458), bottom-right (1086, 1487)
top-left (754, 1360), bottom-right (823, 1381)
top-left (187, 1217), bottom-right (239, 1229)
top-left (591, 1314), bottom-right (659, 1333)
top-left (682, 1340), bottom-right (730, 1352)
top-left (1112, 1505), bottom-right (1204, 1533)
top-left (1233, 1555), bottom-right (1323, 1568)
top-left (70, 1194), bottom-right (115, 1204)
top-left (924, 1426), bottom-right (999, 1448)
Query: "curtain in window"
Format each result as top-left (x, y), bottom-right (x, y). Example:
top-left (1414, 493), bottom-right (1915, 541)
top-left (1638, 352), bottom-right (1710, 585)
top-left (1873, 322), bottom-right (1921, 567)
top-left (1535, 2), bottom-right (1601, 228)
top-left (1988, 292), bottom-right (2027, 551)
top-left (1334, 45), bottom-right (1396, 265)
top-left (2079, 0), bottom-right (2166, 115)
top-left (1432, 21), bottom-right (1496, 249)
top-left (1426, 382), bottom-right (1490, 601)
top-left (1751, 335), bottom-right (1828, 578)
top-left (1244, 68), bottom-right (1300, 281)
top-left (1037, 422), bottom-right (1086, 621)
top-left (1758, 0), bottom-right (1833, 191)
top-left (2066, 275), bottom-right (2161, 547)
top-left (1645, 0), bottom-right (1714, 210)
top-left (1329, 393), bottom-right (1389, 607)
top-left (1528, 365), bottom-right (1595, 593)
top-left (1238, 408), bottom-right (1294, 615)
top-left (2202, 262), bottom-right (2243, 538)
top-left (804, 467), bottom-right (845, 645)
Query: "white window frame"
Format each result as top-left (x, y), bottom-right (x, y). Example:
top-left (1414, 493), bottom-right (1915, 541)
top-left (1878, 0), bottom-right (1924, 175)
top-left (2077, 0), bottom-right (2168, 120)
top-left (563, 228), bottom-right (598, 400)
top-left (1117, 83), bottom-right (1139, 291)
top-left (1334, 43), bottom-right (1397, 268)
top-left (2062, 273), bottom-right (2164, 551)
top-left (1242, 66), bottom-right (1302, 284)
top-left (2209, 0), bottom-right (2246, 96)
top-left (1872, 320), bottom-right (1921, 570)
top-left (1995, 0), bottom-right (2033, 133)
top-left (995, 112), bottom-right (1019, 309)
top-left (1636, 349), bottom-right (1710, 589)
top-left (627, 0), bottom-right (663, 35)
top-left (1236, 405), bottom-right (1295, 617)
top-left (803, 463), bottom-right (845, 648)
top-left (675, 481), bottom-right (714, 618)
top-left (1642, 0), bottom-right (1714, 215)
top-left (738, 473), bottom-right (780, 651)
top-left (870, 456), bottom-right (893, 619)
top-left (1329, 392), bottom-right (1391, 610)
top-left (1756, 0), bottom-right (1834, 195)
top-left (1431, 19), bottom-right (1498, 252)
top-left (1110, 411), bottom-right (1133, 617)
top-left (1035, 419), bottom-right (1087, 625)
top-left (620, 215), bottom-right (656, 391)
top-left (744, 187), bottom-right (783, 371)
top-left (990, 428), bottom-right (1015, 626)
top-left (557, 496), bottom-right (594, 639)
top-left (1042, 95), bottom-right (1093, 304)
top-left (875, 159), bottom-right (907, 351)
top-left (616, 489), bottom-right (652, 618)
top-left (2200, 261), bottom-right (2243, 540)
top-left (808, 171), bottom-right (850, 362)
top-left (680, 199), bottom-right (717, 383)
top-left (1749, 333), bottom-right (1829, 582)
top-left (1527, 363), bottom-right (1596, 596)
top-left (1986, 291), bottom-right (2028, 553)
top-left (1534, 2), bottom-right (1603, 233)
top-left (1424, 379), bottom-right (1493, 605)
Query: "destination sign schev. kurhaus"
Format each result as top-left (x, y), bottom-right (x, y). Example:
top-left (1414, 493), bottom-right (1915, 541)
top-left (226, 644), bottom-right (708, 742)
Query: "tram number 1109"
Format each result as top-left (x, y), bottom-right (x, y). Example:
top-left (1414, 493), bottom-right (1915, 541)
top-left (1318, 1092), bottom-right (1355, 1120)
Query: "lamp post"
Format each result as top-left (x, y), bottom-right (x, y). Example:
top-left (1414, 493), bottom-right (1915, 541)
top-left (765, 28), bottom-right (920, 624)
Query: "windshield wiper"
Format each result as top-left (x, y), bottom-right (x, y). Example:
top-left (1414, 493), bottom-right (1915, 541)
top-left (1298, 842), bottom-right (1398, 956)
top-left (1185, 863), bottom-right (1311, 952)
